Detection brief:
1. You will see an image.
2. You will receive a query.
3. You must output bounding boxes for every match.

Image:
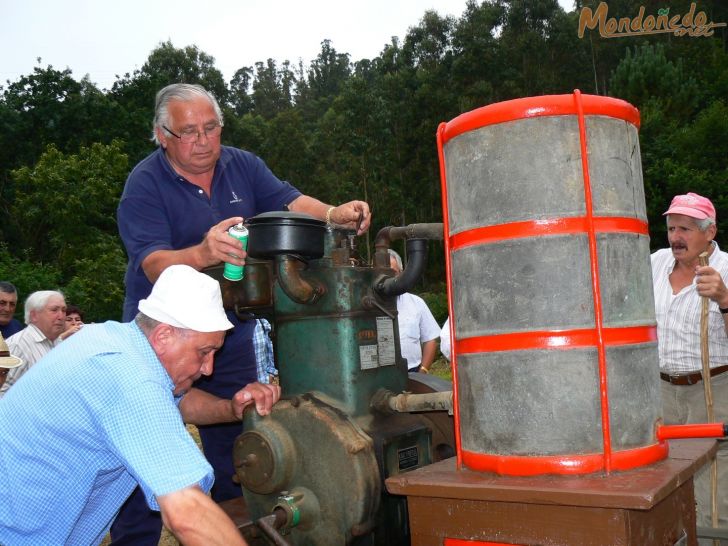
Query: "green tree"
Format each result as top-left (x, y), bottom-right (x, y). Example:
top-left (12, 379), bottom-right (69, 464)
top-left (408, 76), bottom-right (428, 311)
top-left (0, 65), bottom-right (122, 245)
top-left (63, 236), bottom-right (128, 321)
top-left (297, 40), bottom-right (352, 122)
top-left (610, 44), bottom-right (700, 122)
top-left (229, 66), bottom-right (254, 115)
top-left (8, 142), bottom-right (129, 319)
top-left (251, 59), bottom-right (294, 119)
top-left (0, 244), bottom-right (62, 322)
top-left (259, 109), bottom-right (311, 189)
top-left (451, 0), bottom-right (505, 109)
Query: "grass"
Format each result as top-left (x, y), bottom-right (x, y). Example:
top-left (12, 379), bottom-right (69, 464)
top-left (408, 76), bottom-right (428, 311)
top-left (429, 355), bottom-right (453, 381)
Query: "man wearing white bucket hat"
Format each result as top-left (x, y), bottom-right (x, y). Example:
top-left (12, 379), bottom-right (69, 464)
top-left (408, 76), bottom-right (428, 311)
top-left (0, 334), bottom-right (23, 390)
top-left (0, 265), bottom-right (278, 545)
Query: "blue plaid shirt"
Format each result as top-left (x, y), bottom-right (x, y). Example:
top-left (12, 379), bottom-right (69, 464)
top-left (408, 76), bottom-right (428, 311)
top-left (253, 319), bottom-right (276, 383)
top-left (0, 321), bottom-right (213, 545)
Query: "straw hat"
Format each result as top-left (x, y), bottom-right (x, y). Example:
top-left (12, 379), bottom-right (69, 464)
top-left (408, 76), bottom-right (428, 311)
top-left (0, 334), bottom-right (23, 369)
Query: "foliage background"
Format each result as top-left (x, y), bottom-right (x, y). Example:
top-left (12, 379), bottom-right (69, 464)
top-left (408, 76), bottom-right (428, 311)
top-left (1, 0), bottom-right (726, 322)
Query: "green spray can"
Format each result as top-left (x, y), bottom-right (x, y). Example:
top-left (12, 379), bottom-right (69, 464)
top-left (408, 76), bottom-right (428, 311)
top-left (223, 223), bottom-right (249, 281)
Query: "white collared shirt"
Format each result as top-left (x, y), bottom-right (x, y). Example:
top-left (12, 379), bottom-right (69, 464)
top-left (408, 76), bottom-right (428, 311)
top-left (651, 242), bottom-right (728, 374)
top-left (440, 317), bottom-right (451, 361)
top-left (396, 293), bottom-right (440, 370)
top-left (0, 324), bottom-right (60, 397)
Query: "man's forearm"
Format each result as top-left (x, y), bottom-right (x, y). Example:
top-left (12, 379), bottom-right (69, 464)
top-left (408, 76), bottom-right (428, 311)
top-left (160, 487), bottom-right (247, 546)
top-left (179, 388), bottom-right (237, 425)
top-left (288, 195), bottom-right (330, 220)
top-left (420, 339), bottom-right (438, 371)
top-left (142, 248), bottom-right (206, 283)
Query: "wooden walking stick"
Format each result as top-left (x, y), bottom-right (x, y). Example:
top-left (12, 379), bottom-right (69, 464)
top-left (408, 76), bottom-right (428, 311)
top-left (698, 251), bottom-right (719, 542)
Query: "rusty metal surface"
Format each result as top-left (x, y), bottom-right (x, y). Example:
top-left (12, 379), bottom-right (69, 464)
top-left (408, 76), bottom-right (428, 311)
top-left (276, 256), bottom-right (325, 305)
top-left (387, 391), bottom-right (453, 414)
top-left (406, 373), bottom-right (457, 462)
top-left (235, 422), bottom-right (296, 495)
top-left (204, 261), bottom-right (274, 313)
top-left (274, 264), bottom-right (405, 417)
top-left (235, 394), bottom-right (381, 545)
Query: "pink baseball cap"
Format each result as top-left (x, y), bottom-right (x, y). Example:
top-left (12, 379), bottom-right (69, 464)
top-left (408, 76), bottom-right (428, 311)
top-left (663, 192), bottom-right (716, 221)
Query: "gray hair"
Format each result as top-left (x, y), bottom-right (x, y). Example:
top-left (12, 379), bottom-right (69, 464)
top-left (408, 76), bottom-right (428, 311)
top-left (135, 312), bottom-right (190, 338)
top-left (135, 312), bottom-right (161, 334)
top-left (696, 217), bottom-right (716, 231)
top-left (152, 83), bottom-right (224, 145)
top-left (24, 290), bottom-right (64, 324)
top-left (666, 215), bottom-right (716, 232)
top-left (0, 281), bottom-right (17, 295)
top-left (388, 249), bottom-right (403, 272)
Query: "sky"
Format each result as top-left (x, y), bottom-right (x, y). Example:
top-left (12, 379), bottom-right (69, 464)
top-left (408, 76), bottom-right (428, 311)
top-left (1, 0), bottom-right (574, 92)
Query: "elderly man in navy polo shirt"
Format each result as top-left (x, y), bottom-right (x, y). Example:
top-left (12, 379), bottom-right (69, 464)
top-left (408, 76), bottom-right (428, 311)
top-left (115, 83), bottom-right (371, 545)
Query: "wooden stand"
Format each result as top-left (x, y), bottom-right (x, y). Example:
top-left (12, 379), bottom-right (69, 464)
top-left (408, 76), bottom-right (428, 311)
top-left (386, 440), bottom-right (716, 546)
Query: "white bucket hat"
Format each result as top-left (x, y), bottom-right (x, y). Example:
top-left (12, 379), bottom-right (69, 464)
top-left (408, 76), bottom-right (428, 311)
top-left (0, 334), bottom-right (23, 369)
top-left (138, 265), bottom-right (234, 332)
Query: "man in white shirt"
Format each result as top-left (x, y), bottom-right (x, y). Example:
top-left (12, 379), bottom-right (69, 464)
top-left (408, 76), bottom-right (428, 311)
top-left (0, 290), bottom-right (66, 396)
top-left (651, 192), bottom-right (728, 537)
top-left (389, 250), bottom-right (440, 373)
top-left (440, 317), bottom-right (452, 361)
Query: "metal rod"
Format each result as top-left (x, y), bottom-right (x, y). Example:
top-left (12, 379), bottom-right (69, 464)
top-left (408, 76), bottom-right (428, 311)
top-left (657, 423), bottom-right (727, 440)
top-left (574, 89), bottom-right (612, 474)
top-left (697, 526), bottom-right (728, 540)
top-left (255, 510), bottom-right (292, 546)
top-left (698, 251), bottom-right (719, 542)
top-left (374, 390), bottom-right (453, 414)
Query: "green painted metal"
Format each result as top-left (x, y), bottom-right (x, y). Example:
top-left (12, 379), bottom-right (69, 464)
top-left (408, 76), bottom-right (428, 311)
top-left (233, 227), bottom-right (449, 545)
top-left (238, 393), bottom-right (382, 544)
top-left (273, 231), bottom-right (407, 417)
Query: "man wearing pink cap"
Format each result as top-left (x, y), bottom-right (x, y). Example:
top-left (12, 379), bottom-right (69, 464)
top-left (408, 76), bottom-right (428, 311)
top-left (651, 192), bottom-right (728, 536)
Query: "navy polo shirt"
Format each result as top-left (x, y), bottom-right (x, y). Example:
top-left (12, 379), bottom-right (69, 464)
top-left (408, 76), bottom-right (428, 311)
top-left (117, 146), bottom-right (302, 320)
top-left (0, 319), bottom-right (23, 339)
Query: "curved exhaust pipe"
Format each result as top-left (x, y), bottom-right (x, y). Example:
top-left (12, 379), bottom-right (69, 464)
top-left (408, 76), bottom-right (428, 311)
top-left (374, 238), bottom-right (427, 297)
top-left (372, 223), bottom-right (443, 297)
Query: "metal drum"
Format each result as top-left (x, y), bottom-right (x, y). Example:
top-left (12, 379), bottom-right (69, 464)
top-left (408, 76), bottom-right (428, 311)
top-left (438, 91), bottom-right (664, 475)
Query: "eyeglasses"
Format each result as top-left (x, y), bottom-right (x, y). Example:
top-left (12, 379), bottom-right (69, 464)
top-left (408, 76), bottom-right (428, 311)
top-left (163, 123), bottom-right (222, 143)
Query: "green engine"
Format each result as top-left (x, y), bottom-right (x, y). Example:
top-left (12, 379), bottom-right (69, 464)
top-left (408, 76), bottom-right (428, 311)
top-left (223, 221), bottom-right (453, 546)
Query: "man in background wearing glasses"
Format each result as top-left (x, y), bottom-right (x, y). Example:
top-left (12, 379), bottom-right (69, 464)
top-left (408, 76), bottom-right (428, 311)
top-left (115, 83), bottom-right (371, 544)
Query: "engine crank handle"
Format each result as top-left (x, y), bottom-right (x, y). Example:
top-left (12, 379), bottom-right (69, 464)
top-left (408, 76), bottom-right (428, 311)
top-left (256, 512), bottom-right (293, 546)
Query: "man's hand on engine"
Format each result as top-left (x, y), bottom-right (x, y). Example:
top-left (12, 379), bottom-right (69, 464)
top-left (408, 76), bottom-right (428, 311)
top-left (231, 382), bottom-right (281, 419)
top-left (329, 201), bottom-right (371, 235)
